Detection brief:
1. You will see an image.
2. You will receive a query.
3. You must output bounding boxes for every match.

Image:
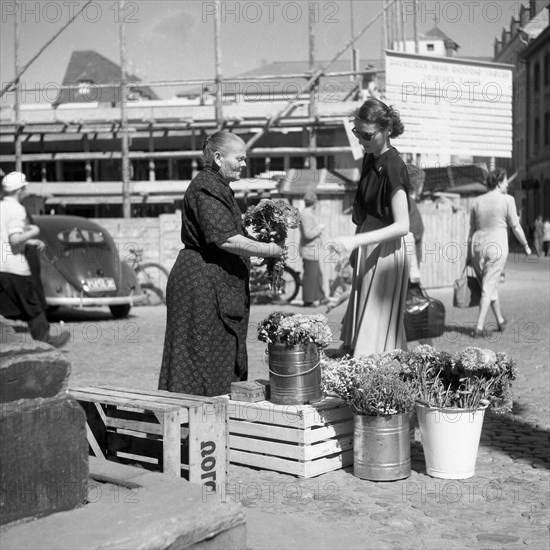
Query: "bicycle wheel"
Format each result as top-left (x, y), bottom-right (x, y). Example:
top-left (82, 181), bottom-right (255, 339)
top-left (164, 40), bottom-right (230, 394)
top-left (275, 266), bottom-right (301, 303)
top-left (136, 263), bottom-right (170, 305)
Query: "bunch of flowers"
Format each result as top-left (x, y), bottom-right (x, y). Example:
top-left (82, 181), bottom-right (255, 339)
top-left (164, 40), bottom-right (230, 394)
top-left (257, 312), bottom-right (333, 348)
top-left (322, 351), bottom-right (419, 416)
top-left (244, 199), bottom-right (300, 292)
top-left (404, 345), bottom-right (517, 414)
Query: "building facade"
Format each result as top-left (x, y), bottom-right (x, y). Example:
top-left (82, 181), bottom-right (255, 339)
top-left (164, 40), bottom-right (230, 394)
top-left (494, 0), bottom-right (550, 228)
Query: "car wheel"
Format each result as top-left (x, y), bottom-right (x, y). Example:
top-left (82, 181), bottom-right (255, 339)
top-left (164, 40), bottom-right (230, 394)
top-left (109, 304), bottom-right (131, 318)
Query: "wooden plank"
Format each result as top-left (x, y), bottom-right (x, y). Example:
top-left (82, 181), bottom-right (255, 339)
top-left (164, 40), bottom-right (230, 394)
top-left (80, 401), bottom-right (107, 456)
top-left (85, 423), bottom-right (106, 460)
top-left (229, 435), bottom-right (305, 461)
top-left (229, 433), bottom-right (353, 462)
top-left (229, 448), bottom-right (353, 478)
top-left (303, 420), bottom-right (354, 444)
top-left (229, 418), bottom-right (354, 445)
top-left (229, 449), bottom-right (305, 477)
top-left (302, 435), bottom-right (353, 461)
top-left (302, 449), bottom-right (354, 478)
top-left (70, 389), bottom-right (185, 412)
top-left (105, 430), bottom-right (163, 462)
top-left (163, 410), bottom-right (182, 477)
top-left (227, 400), bottom-right (351, 429)
top-left (104, 416), bottom-right (190, 439)
top-left (71, 388), bottom-right (196, 420)
top-left (187, 402), bottom-right (227, 493)
top-left (96, 385), bottom-right (225, 405)
top-left (229, 419), bottom-right (307, 444)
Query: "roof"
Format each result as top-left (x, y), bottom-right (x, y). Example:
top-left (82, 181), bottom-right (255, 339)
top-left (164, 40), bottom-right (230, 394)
top-left (55, 51), bottom-right (158, 105)
top-left (179, 58), bottom-right (385, 101)
top-left (423, 27), bottom-right (460, 50)
top-left (422, 164), bottom-right (487, 196)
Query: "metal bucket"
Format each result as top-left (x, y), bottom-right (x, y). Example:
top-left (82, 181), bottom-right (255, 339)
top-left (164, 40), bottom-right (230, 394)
top-left (353, 412), bottom-right (411, 481)
top-left (267, 343), bottom-right (323, 405)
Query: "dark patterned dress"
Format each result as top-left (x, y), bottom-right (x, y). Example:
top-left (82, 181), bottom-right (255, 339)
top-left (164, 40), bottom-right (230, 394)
top-left (158, 167), bottom-right (250, 397)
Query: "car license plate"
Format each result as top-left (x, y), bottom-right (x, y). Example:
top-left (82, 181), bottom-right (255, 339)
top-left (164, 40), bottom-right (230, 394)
top-left (86, 277), bottom-right (116, 292)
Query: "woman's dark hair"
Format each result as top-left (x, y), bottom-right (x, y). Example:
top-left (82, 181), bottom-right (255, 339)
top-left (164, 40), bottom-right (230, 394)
top-left (486, 167), bottom-right (507, 190)
top-left (355, 98), bottom-right (404, 138)
top-left (202, 131), bottom-right (244, 164)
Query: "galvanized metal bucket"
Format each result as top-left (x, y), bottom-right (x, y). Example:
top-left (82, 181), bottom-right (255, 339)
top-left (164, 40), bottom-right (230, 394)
top-left (267, 343), bottom-right (323, 405)
top-left (353, 412), bottom-right (411, 481)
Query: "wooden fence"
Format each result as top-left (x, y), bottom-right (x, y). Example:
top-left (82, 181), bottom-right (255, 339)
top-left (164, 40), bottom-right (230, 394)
top-left (95, 194), bottom-right (472, 293)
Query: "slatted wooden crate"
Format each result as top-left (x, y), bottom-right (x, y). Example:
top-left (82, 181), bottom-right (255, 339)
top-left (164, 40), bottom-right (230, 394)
top-left (226, 396), bottom-right (354, 478)
top-left (69, 386), bottom-right (228, 492)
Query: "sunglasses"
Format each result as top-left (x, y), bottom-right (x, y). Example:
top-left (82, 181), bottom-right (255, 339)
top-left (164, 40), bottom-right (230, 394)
top-left (352, 127), bottom-right (381, 141)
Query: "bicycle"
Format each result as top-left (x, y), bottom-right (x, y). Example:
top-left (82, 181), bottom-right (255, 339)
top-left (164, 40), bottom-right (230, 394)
top-left (249, 259), bottom-right (301, 304)
top-left (127, 248), bottom-right (170, 305)
top-left (326, 256), bottom-right (353, 312)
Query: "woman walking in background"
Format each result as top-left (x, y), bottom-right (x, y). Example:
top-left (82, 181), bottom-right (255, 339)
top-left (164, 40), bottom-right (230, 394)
top-left (159, 131), bottom-right (284, 396)
top-left (332, 98), bottom-right (411, 356)
top-left (468, 168), bottom-right (531, 337)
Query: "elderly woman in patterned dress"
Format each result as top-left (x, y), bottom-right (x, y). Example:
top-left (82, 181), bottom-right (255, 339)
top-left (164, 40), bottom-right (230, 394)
top-left (159, 131), bottom-right (284, 396)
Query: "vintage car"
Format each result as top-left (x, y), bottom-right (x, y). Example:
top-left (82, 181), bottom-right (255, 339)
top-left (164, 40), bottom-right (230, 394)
top-left (33, 215), bottom-right (146, 318)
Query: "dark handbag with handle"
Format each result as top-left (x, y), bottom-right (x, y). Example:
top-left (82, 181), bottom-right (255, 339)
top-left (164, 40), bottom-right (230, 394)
top-left (453, 265), bottom-right (481, 308)
top-left (404, 283), bottom-right (446, 342)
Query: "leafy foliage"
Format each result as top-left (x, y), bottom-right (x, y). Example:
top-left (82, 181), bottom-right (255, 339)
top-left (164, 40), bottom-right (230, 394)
top-left (322, 351), bottom-right (419, 416)
top-left (244, 199), bottom-right (300, 293)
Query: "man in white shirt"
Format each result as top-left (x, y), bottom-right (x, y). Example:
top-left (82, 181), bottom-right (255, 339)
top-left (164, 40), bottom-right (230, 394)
top-left (0, 171), bottom-right (69, 347)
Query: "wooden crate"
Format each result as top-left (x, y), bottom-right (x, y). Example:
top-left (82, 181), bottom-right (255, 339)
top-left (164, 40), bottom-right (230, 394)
top-left (226, 396), bottom-right (354, 478)
top-left (69, 386), bottom-right (228, 492)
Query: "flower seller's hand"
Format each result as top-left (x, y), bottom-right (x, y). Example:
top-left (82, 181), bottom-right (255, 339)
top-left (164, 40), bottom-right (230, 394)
top-left (328, 235), bottom-right (357, 256)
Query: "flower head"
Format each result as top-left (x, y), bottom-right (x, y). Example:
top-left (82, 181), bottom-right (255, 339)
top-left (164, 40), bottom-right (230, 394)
top-left (258, 312), bottom-right (333, 348)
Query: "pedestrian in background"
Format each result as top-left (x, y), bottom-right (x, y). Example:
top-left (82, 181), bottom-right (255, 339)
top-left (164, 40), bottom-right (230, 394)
top-left (332, 98), bottom-right (410, 356)
top-left (405, 163), bottom-right (425, 285)
top-left (543, 218), bottom-right (550, 257)
top-left (299, 191), bottom-right (327, 307)
top-left (533, 215), bottom-right (544, 257)
top-left (467, 167), bottom-right (531, 337)
top-left (0, 171), bottom-right (69, 348)
top-left (158, 131), bottom-right (284, 397)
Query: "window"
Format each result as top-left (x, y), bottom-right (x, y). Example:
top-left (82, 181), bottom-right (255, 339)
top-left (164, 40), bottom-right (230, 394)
top-left (545, 112), bottom-right (549, 146)
top-left (427, 43), bottom-right (434, 51)
top-left (78, 80), bottom-right (93, 96)
top-left (545, 55), bottom-right (549, 86)
top-left (534, 63), bottom-right (540, 92)
top-left (534, 117), bottom-right (540, 150)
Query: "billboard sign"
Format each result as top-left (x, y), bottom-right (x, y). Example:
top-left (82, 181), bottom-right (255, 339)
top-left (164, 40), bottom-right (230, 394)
top-left (385, 51), bottom-right (513, 158)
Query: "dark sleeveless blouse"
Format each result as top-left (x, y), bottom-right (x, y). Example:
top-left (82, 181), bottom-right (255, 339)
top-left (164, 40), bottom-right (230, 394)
top-left (352, 147), bottom-right (411, 226)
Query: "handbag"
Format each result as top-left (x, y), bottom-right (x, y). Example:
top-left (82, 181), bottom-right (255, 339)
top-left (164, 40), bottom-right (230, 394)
top-left (453, 265), bottom-right (481, 308)
top-left (404, 283), bottom-right (446, 342)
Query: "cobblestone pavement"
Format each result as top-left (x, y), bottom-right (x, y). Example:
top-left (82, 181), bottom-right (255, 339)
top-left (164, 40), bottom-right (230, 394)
top-left (2, 253), bottom-right (548, 549)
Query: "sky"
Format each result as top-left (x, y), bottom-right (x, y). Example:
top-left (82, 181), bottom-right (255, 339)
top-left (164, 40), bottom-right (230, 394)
top-left (0, 0), bottom-right (528, 101)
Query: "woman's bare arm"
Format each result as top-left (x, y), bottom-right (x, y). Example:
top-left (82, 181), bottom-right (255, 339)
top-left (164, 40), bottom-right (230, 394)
top-left (218, 234), bottom-right (284, 258)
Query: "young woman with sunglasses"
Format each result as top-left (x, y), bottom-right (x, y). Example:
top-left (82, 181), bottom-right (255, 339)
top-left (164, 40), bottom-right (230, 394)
top-left (332, 98), bottom-right (411, 356)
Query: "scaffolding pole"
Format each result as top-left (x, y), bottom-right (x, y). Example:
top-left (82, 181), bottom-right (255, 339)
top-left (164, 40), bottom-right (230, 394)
top-left (245, 1), bottom-right (393, 150)
top-left (214, 0), bottom-right (223, 128)
top-left (119, 0), bottom-right (131, 218)
top-left (14, 0), bottom-right (22, 172)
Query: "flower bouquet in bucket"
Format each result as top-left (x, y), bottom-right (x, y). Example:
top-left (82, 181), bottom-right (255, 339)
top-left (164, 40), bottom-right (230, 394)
top-left (404, 345), bottom-right (517, 479)
top-left (244, 199), bottom-right (300, 293)
top-left (258, 312), bottom-right (333, 405)
top-left (321, 351), bottom-right (419, 481)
